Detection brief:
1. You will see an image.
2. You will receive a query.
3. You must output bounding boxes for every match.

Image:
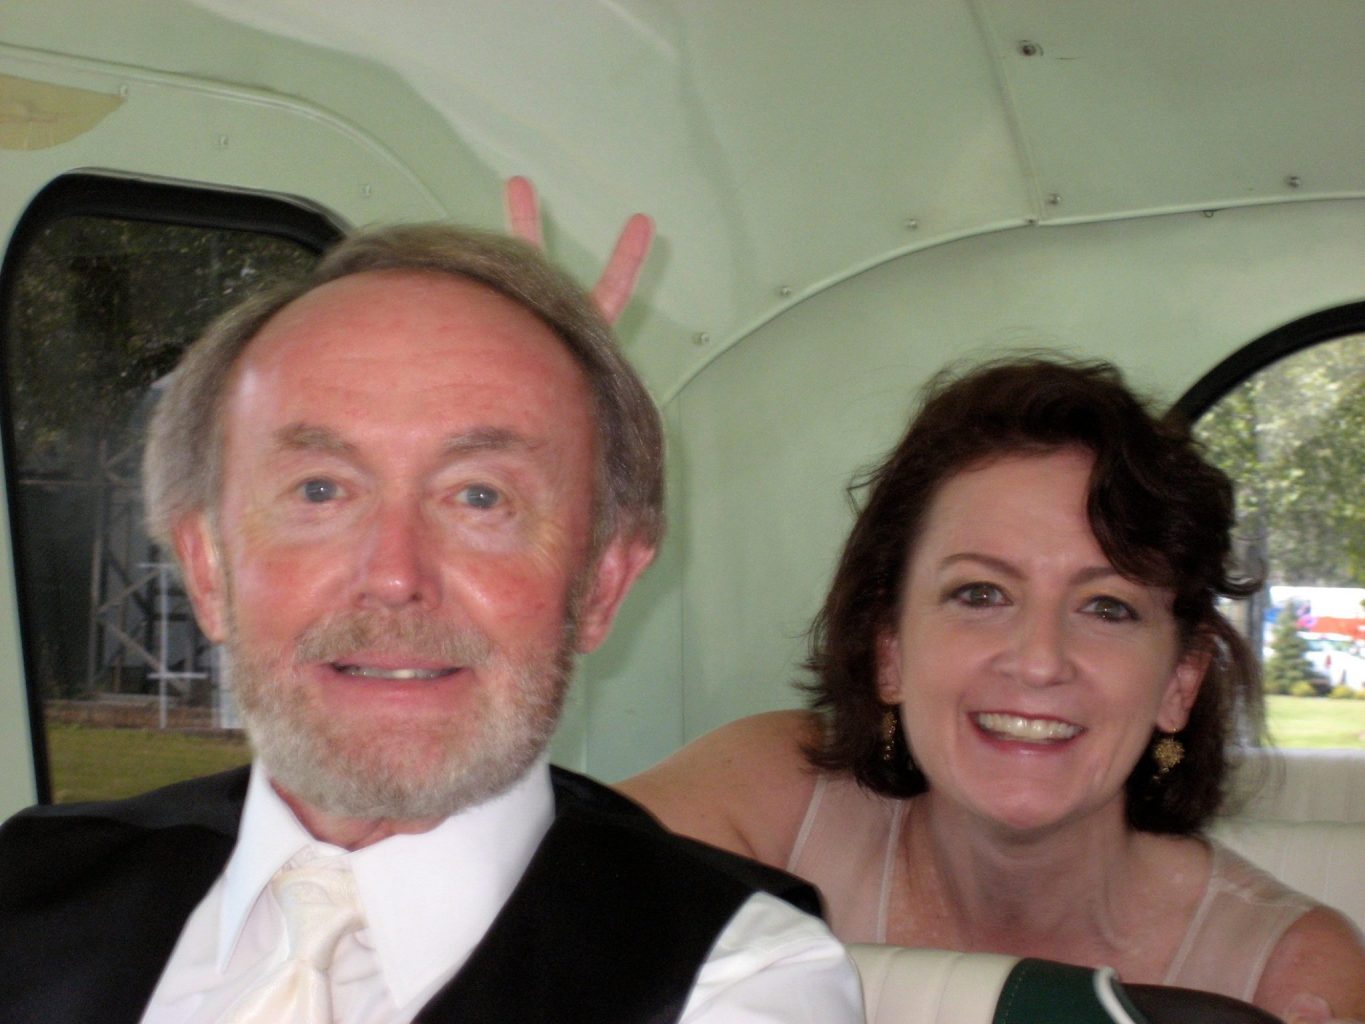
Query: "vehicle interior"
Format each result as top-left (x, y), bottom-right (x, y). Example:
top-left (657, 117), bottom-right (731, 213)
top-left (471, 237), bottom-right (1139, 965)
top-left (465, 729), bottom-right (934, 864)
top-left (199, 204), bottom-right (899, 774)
top-left (0, 2), bottom-right (1361, 1018)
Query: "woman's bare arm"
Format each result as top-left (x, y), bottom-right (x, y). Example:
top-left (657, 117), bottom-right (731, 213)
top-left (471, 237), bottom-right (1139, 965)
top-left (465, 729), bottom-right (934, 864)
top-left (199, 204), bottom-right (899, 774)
top-left (619, 710), bottom-right (822, 869)
top-left (1258, 905), bottom-right (1365, 1022)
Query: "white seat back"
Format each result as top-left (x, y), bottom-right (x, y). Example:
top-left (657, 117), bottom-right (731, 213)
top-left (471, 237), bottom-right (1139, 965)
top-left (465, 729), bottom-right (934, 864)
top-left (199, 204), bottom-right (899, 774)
top-left (847, 945), bottom-right (1018, 1024)
top-left (1214, 748), bottom-right (1365, 931)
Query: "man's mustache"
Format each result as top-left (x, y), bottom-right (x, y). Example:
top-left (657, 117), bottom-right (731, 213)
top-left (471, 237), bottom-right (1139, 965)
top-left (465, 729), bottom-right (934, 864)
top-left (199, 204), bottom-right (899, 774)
top-left (292, 613), bottom-right (493, 667)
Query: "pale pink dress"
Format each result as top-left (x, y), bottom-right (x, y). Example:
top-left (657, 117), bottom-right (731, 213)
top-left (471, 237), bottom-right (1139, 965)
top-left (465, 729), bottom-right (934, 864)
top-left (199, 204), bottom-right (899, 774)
top-left (787, 772), bottom-right (1317, 1001)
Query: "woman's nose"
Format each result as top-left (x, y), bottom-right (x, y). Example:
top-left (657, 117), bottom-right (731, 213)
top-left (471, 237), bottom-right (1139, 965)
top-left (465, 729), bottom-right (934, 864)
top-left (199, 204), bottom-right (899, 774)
top-left (1011, 609), bottom-right (1075, 687)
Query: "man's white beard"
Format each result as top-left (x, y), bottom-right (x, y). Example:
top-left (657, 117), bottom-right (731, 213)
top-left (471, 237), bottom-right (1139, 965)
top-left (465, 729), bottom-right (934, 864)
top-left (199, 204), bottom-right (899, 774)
top-left (226, 610), bottom-right (576, 822)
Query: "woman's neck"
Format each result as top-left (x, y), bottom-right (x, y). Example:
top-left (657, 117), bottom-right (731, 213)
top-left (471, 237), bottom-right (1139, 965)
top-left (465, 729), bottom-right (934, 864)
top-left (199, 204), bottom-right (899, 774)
top-left (899, 793), bottom-right (1190, 971)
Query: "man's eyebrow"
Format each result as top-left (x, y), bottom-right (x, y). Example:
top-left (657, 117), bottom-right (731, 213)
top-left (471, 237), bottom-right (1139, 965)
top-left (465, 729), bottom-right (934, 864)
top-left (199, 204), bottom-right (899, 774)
top-left (272, 423), bottom-right (356, 457)
top-left (268, 423), bottom-right (539, 460)
top-left (440, 427), bottom-right (539, 457)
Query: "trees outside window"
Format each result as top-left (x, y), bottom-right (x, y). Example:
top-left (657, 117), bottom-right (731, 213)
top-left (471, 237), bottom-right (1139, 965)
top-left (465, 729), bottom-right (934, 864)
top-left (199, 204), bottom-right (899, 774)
top-left (1192, 327), bottom-right (1365, 749)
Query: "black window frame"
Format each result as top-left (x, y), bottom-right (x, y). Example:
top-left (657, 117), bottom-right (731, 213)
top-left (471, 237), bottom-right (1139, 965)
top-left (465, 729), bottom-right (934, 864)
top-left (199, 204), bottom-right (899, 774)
top-left (0, 173), bottom-right (343, 804)
top-left (1175, 300), bottom-right (1365, 748)
top-left (1174, 301), bottom-right (1365, 421)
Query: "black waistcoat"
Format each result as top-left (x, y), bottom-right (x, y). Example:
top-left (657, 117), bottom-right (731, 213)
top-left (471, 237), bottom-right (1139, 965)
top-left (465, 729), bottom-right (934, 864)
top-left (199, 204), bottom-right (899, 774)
top-left (0, 765), bottom-right (819, 1023)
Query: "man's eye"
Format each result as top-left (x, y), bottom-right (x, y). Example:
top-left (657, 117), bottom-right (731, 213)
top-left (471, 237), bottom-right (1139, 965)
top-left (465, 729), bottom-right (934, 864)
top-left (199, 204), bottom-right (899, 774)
top-left (300, 478), bottom-right (340, 503)
top-left (1086, 596), bottom-right (1137, 622)
top-left (459, 483), bottom-right (502, 510)
top-left (952, 583), bottom-right (1004, 607)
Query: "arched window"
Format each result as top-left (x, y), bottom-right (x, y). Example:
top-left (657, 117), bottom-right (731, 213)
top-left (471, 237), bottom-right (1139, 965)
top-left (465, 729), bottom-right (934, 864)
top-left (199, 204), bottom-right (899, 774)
top-left (0, 174), bottom-right (341, 802)
top-left (1179, 304), bottom-right (1365, 750)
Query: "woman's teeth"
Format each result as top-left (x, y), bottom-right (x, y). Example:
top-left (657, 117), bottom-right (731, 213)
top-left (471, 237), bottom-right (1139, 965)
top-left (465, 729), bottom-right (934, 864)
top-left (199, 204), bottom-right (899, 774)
top-left (973, 713), bottom-right (1080, 742)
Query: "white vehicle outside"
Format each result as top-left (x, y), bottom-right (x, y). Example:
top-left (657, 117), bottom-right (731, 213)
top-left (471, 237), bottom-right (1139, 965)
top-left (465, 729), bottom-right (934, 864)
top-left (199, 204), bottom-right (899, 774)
top-left (1303, 635), bottom-right (1365, 690)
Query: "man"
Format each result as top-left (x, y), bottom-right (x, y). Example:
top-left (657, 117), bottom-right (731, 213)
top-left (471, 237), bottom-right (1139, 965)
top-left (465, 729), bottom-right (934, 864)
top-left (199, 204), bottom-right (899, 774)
top-left (0, 224), bottom-right (862, 1021)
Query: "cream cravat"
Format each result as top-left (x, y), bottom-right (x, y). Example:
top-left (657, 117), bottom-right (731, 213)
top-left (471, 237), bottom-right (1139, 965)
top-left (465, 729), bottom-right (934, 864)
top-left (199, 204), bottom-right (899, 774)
top-left (221, 860), bottom-right (364, 1023)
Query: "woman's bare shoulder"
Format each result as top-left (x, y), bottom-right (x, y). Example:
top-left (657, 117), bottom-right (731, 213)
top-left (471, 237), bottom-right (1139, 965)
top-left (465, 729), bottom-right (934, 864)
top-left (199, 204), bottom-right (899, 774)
top-left (1255, 903), bottom-right (1365, 1021)
top-left (617, 709), bottom-right (822, 867)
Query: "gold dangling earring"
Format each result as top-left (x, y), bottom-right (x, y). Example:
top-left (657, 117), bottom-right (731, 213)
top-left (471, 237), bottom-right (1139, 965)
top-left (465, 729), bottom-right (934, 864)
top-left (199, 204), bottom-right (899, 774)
top-left (882, 707), bottom-right (918, 774)
top-left (1151, 733), bottom-right (1184, 782)
top-left (881, 709), bottom-right (897, 764)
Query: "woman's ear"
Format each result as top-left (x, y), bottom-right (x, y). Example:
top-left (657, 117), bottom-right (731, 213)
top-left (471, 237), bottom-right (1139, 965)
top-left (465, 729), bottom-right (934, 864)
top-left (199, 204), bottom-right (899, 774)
top-left (876, 630), bottom-right (904, 704)
top-left (1156, 641), bottom-right (1211, 732)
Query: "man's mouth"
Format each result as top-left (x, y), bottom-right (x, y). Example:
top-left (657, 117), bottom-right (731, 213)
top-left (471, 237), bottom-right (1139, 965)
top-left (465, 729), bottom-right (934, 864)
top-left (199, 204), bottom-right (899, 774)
top-left (332, 663), bottom-right (459, 681)
top-left (972, 712), bottom-right (1082, 743)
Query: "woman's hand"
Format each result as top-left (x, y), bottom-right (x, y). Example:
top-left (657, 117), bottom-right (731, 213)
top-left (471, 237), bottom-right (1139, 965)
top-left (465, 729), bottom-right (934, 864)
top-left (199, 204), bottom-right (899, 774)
top-left (503, 176), bottom-right (653, 324)
top-left (1283, 991), bottom-right (1362, 1024)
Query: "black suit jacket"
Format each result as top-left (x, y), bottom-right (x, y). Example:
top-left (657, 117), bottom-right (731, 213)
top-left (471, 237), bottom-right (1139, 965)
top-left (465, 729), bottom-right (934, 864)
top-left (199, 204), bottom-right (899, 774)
top-left (0, 765), bottom-right (820, 1023)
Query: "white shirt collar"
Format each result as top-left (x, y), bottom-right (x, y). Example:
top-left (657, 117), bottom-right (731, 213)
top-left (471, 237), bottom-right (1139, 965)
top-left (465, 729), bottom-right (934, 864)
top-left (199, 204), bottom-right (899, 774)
top-left (219, 759), bottom-right (555, 1008)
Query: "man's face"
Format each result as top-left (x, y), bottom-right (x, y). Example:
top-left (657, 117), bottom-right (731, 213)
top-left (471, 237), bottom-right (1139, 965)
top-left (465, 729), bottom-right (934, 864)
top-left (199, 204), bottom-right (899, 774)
top-left (175, 270), bottom-right (646, 821)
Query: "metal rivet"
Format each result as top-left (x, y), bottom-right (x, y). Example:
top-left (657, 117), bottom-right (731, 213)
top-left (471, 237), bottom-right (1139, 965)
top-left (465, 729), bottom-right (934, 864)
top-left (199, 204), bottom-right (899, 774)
top-left (216, 135), bottom-right (229, 149)
top-left (694, 332), bottom-right (711, 346)
top-left (1018, 41), bottom-right (1042, 57)
top-left (1285, 175), bottom-right (1302, 189)
top-left (904, 218), bottom-right (919, 230)
top-left (1046, 193), bottom-right (1062, 206)
top-left (778, 285), bottom-right (793, 298)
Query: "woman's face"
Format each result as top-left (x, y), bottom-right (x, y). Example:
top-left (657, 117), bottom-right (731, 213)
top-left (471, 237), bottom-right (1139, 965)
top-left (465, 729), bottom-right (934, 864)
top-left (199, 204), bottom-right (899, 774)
top-left (877, 447), bottom-right (1206, 835)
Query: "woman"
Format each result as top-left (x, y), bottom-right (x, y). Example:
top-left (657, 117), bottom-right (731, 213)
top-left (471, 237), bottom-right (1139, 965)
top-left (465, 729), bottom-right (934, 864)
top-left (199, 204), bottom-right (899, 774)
top-left (622, 357), bottom-right (1365, 1022)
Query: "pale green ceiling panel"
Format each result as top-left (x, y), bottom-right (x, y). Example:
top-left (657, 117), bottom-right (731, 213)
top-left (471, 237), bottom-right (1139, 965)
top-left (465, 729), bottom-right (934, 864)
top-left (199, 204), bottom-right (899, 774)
top-left (0, 50), bottom-right (447, 232)
top-left (979, 0), bottom-right (1365, 219)
top-left (0, 0), bottom-right (501, 229)
top-left (95, 0), bottom-right (1041, 400)
top-left (6, 0), bottom-right (1360, 410)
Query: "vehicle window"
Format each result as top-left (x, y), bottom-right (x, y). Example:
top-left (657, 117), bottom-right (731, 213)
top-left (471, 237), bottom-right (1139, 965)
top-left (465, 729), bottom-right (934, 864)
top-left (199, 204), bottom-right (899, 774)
top-left (1188, 315), bottom-right (1365, 750)
top-left (0, 175), bottom-right (338, 802)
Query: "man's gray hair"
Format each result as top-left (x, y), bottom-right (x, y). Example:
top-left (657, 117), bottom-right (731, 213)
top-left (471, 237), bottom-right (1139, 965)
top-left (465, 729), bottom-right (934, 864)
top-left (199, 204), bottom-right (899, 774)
top-left (142, 223), bottom-right (664, 558)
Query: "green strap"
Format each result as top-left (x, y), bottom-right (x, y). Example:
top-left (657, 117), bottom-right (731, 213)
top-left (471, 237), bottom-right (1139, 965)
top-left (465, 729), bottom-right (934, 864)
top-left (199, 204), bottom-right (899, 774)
top-left (993, 959), bottom-right (1150, 1024)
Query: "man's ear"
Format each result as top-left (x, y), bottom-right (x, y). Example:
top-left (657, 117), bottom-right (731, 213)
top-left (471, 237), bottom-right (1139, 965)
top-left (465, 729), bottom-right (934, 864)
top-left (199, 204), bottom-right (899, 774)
top-left (172, 511), bottom-right (229, 644)
top-left (1156, 642), bottom-right (1211, 732)
top-left (574, 535), bottom-right (656, 653)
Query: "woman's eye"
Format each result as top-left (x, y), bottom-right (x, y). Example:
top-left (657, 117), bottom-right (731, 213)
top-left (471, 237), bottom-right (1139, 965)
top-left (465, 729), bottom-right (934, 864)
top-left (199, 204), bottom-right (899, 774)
top-left (1086, 596), bottom-right (1137, 622)
top-left (300, 478), bottom-right (340, 503)
top-left (952, 582), bottom-right (1004, 607)
top-left (459, 483), bottom-right (502, 510)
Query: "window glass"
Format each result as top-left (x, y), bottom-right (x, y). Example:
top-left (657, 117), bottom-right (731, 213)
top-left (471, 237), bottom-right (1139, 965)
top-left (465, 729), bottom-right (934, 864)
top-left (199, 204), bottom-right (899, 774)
top-left (2, 183), bottom-right (331, 801)
top-left (1193, 331), bottom-right (1365, 749)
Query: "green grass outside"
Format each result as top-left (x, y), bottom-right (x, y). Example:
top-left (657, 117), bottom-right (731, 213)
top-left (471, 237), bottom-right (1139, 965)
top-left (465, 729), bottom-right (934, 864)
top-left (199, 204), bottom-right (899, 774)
top-left (1264, 693), bottom-right (1365, 749)
top-left (45, 723), bottom-right (251, 804)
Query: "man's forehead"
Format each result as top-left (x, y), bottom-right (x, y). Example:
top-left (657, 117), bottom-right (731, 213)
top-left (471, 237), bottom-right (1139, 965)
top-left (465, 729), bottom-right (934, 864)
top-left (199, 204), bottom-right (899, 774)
top-left (226, 270), bottom-right (584, 400)
top-left (256, 269), bottom-right (548, 347)
top-left (218, 268), bottom-right (598, 465)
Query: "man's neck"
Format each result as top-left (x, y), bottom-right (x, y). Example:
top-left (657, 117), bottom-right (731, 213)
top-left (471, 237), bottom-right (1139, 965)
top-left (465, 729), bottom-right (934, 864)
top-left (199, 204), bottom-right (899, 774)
top-left (272, 781), bottom-right (445, 851)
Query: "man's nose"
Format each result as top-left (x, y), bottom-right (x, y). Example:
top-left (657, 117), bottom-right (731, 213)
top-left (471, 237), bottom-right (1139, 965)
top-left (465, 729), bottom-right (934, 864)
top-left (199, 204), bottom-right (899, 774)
top-left (1009, 608), bottom-right (1075, 688)
top-left (353, 499), bottom-right (441, 610)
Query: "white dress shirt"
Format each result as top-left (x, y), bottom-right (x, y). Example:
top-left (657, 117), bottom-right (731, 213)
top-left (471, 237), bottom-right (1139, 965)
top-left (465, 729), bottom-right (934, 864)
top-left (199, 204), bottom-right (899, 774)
top-left (141, 760), bottom-right (861, 1023)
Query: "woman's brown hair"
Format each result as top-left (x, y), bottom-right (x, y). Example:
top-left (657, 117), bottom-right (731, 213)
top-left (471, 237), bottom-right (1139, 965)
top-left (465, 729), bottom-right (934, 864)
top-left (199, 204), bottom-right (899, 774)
top-left (804, 355), bottom-right (1262, 833)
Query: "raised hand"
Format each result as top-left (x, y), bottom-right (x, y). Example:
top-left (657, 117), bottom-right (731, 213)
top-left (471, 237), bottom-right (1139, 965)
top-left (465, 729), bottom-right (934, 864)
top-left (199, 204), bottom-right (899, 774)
top-left (504, 176), bottom-right (653, 324)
